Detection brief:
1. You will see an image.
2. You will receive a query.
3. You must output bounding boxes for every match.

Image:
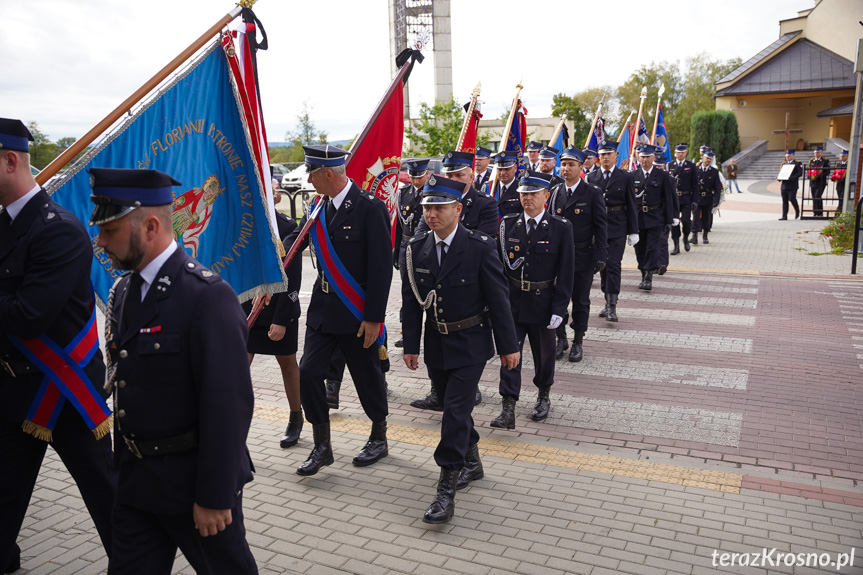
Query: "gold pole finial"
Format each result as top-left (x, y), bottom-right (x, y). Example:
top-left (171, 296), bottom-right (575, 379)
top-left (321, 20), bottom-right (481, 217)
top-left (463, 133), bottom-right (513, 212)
top-left (238, 0), bottom-right (258, 8)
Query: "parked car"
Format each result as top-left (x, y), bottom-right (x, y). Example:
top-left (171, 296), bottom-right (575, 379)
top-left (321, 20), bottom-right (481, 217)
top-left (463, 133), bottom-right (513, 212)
top-left (281, 164), bottom-right (309, 192)
top-left (270, 163), bottom-right (290, 182)
top-left (398, 156), bottom-right (445, 184)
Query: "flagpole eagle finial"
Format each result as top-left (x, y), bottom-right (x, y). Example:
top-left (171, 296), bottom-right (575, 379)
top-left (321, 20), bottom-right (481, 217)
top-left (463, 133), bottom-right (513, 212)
top-left (237, 0), bottom-right (258, 7)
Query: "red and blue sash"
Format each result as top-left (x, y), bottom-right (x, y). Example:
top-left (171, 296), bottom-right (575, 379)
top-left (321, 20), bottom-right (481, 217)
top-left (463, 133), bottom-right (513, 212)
top-left (310, 198), bottom-right (386, 346)
top-left (6, 291), bottom-right (112, 442)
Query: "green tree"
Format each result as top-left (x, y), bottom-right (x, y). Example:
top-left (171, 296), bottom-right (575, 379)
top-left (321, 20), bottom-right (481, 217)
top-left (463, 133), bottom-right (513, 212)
top-left (27, 122), bottom-right (58, 170)
top-left (689, 111), bottom-right (711, 160)
top-left (283, 100), bottom-right (328, 162)
top-left (617, 61), bottom-right (682, 141)
top-left (406, 96), bottom-right (490, 156)
top-left (550, 94), bottom-right (592, 146)
top-left (569, 86), bottom-right (619, 133)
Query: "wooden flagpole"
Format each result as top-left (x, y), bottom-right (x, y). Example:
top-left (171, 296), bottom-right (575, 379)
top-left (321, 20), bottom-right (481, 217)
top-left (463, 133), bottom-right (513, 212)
top-left (36, 4), bottom-right (247, 185)
top-left (488, 81), bottom-right (523, 198)
top-left (583, 99), bottom-right (605, 147)
top-left (629, 87), bottom-right (648, 166)
top-left (456, 82), bottom-right (482, 152)
top-left (549, 114), bottom-right (567, 147)
top-left (650, 84), bottom-right (666, 143)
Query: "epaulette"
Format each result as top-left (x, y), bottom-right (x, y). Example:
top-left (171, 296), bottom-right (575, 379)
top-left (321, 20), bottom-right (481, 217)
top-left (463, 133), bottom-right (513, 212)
top-left (467, 229), bottom-right (493, 243)
top-left (550, 214), bottom-right (568, 224)
top-left (183, 260), bottom-right (219, 283)
top-left (360, 191), bottom-right (376, 202)
top-left (502, 212), bottom-right (519, 219)
top-left (409, 230), bottom-right (429, 243)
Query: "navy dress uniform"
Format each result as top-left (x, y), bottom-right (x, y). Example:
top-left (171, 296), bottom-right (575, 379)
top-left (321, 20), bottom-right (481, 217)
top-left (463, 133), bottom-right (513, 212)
top-left (631, 145), bottom-right (675, 291)
top-left (492, 150), bottom-right (524, 217)
top-left (835, 151), bottom-right (848, 213)
top-left (285, 145), bottom-right (393, 476)
top-left (588, 140), bottom-right (639, 323)
top-left (538, 145), bottom-right (564, 189)
top-left (241, 211), bottom-right (303, 448)
top-left (89, 168), bottom-right (257, 574)
top-left (550, 147), bottom-right (608, 362)
top-left (690, 150), bottom-right (723, 244)
top-left (668, 143), bottom-right (697, 254)
top-left (401, 176), bottom-right (518, 523)
top-left (807, 147), bottom-right (829, 217)
top-left (582, 147), bottom-right (599, 179)
top-left (0, 119), bottom-right (115, 573)
top-left (652, 154), bottom-right (679, 271)
top-left (525, 141), bottom-right (542, 172)
top-left (492, 173), bottom-right (574, 429)
top-left (778, 150), bottom-right (803, 220)
top-left (393, 158), bottom-right (428, 269)
top-left (474, 146), bottom-right (493, 192)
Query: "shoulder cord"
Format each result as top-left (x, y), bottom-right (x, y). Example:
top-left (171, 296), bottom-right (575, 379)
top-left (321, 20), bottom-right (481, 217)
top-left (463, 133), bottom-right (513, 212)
top-left (103, 277), bottom-right (121, 393)
top-left (405, 242), bottom-right (441, 325)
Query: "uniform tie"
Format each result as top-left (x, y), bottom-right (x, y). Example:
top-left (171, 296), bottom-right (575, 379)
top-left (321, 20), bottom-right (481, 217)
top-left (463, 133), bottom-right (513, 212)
top-left (527, 219), bottom-right (536, 238)
top-left (0, 209), bottom-right (11, 232)
top-left (124, 272), bottom-right (144, 326)
top-left (437, 241), bottom-right (448, 268)
top-left (326, 198), bottom-right (337, 225)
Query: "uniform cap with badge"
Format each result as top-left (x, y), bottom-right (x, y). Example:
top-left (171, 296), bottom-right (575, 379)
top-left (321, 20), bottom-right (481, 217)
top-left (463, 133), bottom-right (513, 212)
top-left (596, 140), bottom-right (619, 154)
top-left (582, 147), bottom-right (598, 159)
top-left (441, 150), bottom-right (474, 173)
top-left (303, 144), bottom-right (350, 171)
top-left (403, 157), bottom-right (430, 177)
top-left (525, 141), bottom-right (542, 152)
top-left (474, 146), bottom-right (492, 159)
top-left (421, 175), bottom-right (465, 205)
top-left (516, 171), bottom-right (553, 193)
top-left (538, 146), bottom-right (559, 160)
top-left (492, 150), bottom-right (520, 168)
top-left (0, 117), bottom-right (35, 152)
top-left (637, 144), bottom-right (657, 157)
top-left (654, 154), bottom-right (668, 166)
top-left (88, 167), bottom-right (181, 226)
top-left (560, 146), bottom-right (585, 162)
top-left (674, 143), bottom-right (689, 152)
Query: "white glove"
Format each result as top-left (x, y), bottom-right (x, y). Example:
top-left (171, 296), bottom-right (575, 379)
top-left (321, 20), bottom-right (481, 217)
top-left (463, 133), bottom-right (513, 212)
top-left (546, 315), bottom-right (563, 330)
top-left (672, 218), bottom-right (680, 226)
top-left (627, 233), bottom-right (640, 246)
top-left (711, 206), bottom-right (719, 215)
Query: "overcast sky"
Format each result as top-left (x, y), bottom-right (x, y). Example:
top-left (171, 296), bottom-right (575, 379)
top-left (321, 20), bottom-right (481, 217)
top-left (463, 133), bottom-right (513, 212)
top-left (4, 0), bottom-right (805, 143)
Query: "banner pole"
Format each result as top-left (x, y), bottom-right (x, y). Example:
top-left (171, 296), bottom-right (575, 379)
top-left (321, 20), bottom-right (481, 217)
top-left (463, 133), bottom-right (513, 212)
top-left (488, 82), bottom-right (524, 198)
top-left (549, 114), bottom-right (567, 147)
top-left (36, 5), bottom-right (245, 185)
top-left (650, 84), bottom-right (666, 144)
top-left (456, 82), bottom-right (482, 152)
top-left (583, 99), bottom-right (604, 147)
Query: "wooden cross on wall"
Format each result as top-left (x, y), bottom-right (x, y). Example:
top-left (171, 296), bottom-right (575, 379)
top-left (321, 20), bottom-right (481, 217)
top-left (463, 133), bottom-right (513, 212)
top-left (772, 112), bottom-right (803, 151)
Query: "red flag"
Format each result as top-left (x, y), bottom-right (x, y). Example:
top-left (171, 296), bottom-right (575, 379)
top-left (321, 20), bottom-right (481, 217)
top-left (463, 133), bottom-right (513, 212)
top-left (459, 107), bottom-right (483, 157)
top-left (345, 84), bottom-right (404, 217)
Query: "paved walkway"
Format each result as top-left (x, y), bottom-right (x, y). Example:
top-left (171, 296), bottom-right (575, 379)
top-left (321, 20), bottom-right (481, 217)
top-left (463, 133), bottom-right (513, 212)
top-left (15, 181), bottom-right (863, 574)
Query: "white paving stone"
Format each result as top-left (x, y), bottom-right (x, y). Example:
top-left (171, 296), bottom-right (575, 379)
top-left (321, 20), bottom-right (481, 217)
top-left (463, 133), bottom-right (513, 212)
top-left (621, 279), bottom-right (758, 294)
top-left (588, 305), bottom-right (756, 326)
top-left (591, 289), bottom-right (758, 309)
top-left (588, 329), bottom-right (753, 353)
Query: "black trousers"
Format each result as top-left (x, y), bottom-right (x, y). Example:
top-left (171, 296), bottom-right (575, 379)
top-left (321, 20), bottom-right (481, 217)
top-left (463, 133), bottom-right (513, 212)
top-left (569, 248), bottom-right (595, 335)
top-left (811, 179), bottom-right (826, 216)
top-left (671, 194), bottom-right (692, 241)
top-left (600, 235), bottom-right (626, 296)
top-left (427, 362), bottom-right (485, 470)
top-left (300, 326), bottom-right (388, 425)
top-left (108, 496), bottom-right (257, 574)
top-left (326, 333), bottom-right (390, 381)
top-left (781, 188), bottom-right (800, 218)
top-left (837, 180), bottom-right (845, 212)
top-left (635, 226), bottom-right (664, 272)
top-left (499, 322), bottom-right (556, 398)
top-left (0, 409), bottom-right (116, 569)
top-left (692, 205), bottom-right (713, 233)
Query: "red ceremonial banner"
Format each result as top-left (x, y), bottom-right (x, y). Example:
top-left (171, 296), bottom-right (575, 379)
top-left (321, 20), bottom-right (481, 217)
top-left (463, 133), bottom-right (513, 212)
top-left (460, 108), bottom-right (483, 157)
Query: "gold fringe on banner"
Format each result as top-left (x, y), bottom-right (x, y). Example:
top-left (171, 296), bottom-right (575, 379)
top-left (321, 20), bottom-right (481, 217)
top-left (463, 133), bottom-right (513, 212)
top-left (92, 416), bottom-right (114, 440)
top-left (21, 421), bottom-right (53, 442)
top-left (379, 344), bottom-right (388, 361)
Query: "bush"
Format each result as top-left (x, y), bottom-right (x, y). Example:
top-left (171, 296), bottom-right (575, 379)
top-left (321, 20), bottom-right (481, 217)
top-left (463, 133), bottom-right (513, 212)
top-left (688, 110), bottom-right (740, 162)
top-left (820, 210), bottom-right (858, 254)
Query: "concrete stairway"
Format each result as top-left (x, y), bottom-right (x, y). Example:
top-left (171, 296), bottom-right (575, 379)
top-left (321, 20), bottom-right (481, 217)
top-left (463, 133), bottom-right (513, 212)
top-left (739, 150), bottom-right (840, 180)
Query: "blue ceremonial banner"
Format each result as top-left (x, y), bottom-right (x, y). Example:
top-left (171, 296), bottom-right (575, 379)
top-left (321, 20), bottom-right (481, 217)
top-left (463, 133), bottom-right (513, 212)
top-left (653, 104), bottom-right (670, 161)
top-left (50, 42), bottom-right (285, 303)
top-left (616, 123), bottom-right (631, 169)
top-left (551, 122), bottom-right (568, 171)
top-left (586, 118), bottom-right (605, 151)
top-left (503, 101), bottom-right (527, 180)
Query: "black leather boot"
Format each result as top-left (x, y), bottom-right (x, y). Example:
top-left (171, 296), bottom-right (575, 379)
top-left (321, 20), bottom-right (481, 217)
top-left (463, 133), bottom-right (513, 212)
top-left (280, 410), bottom-right (303, 448)
top-left (410, 386), bottom-right (442, 411)
top-left (490, 395), bottom-right (517, 429)
top-left (353, 421), bottom-right (388, 466)
top-left (325, 379), bottom-right (341, 410)
top-left (642, 271), bottom-right (653, 291)
top-left (532, 386), bottom-right (551, 421)
top-left (599, 293), bottom-right (609, 317)
top-left (568, 333), bottom-right (584, 362)
top-left (638, 269), bottom-right (646, 289)
top-left (690, 232), bottom-right (698, 245)
top-left (606, 294), bottom-right (618, 322)
top-left (702, 231), bottom-right (709, 244)
top-left (554, 324), bottom-right (568, 359)
top-left (684, 236), bottom-right (691, 251)
top-left (296, 423), bottom-right (334, 476)
top-left (670, 239), bottom-right (680, 255)
top-left (456, 442), bottom-right (484, 490)
top-left (423, 468), bottom-right (460, 524)
top-left (475, 388), bottom-right (482, 406)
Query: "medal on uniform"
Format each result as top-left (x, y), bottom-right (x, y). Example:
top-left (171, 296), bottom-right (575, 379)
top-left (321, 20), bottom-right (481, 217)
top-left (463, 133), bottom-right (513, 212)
top-left (509, 252), bottom-right (515, 259)
top-left (514, 245), bottom-right (520, 252)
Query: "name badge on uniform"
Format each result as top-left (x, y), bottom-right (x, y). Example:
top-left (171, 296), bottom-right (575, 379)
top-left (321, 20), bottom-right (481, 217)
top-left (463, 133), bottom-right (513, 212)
top-left (416, 268), bottom-right (431, 274)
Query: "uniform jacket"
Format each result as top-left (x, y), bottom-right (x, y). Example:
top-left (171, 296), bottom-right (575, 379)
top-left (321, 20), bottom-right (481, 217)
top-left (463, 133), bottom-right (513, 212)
top-left (549, 179), bottom-right (609, 263)
top-left (498, 212), bottom-right (575, 324)
top-left (109, 246), bottom-right (254, 514)
top-left (835, 160), bottom-right (848, 182)
top-left (244, 212), bottom-right (301, 329)
top-left (287, 181), bottom-right (393, 334)
top-left (415, 185), bottom-right (499, 237)
top-left (808, 156), bottom-right (830, 183)
top-left (668, 159), bottom-right (698, 196)
top-left (474, 168), bottom-right (491, 191)
top-left (393, 182), bottom-right (423, 267)
top-left (631, 167), bottom-right (676, 229)
top-left (401, 225), bottom-right (518, 371)
top-left (0, 190), bottom-right (107, 423)
top-left (694, 165), bottom-right (723, 207)
top-left (588, 167), bottom-right (638, 238)
top-left (493, 180), bottom-right (522, 217)
top-left (780, 160), bottom-right (803, 192)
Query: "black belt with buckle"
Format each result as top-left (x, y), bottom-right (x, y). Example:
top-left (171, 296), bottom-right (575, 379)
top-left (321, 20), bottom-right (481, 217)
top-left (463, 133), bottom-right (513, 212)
top-left (123, 430), bottom-right (198, 459)
top-left (606, 205), bottom-right (624, 212)
top-left (573, 239), bottom-right (593, 249)
top-left (428, 311), bottom-right (489, 335)
top-left (677, 191), bottom-right (691, 197)
top-left (641, 204), bottom-right (661, 212)
top-left (319, 276), bottom-right (365, 294)
top-left (507, 276), bottom-right (554, 291)
top-left (0, 357), bottom-right (40, 378)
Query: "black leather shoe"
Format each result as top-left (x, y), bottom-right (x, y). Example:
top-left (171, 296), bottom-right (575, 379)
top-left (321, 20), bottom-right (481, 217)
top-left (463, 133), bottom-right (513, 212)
top-left (394, 337), bottom-right (404, 348)
top-left (532, 387), bottom-right (551, 422)
top-left (279, 410), bottom-right (303, 448)
top-left (353, 421), bottom-right (388, 466)
top-left (690, 233), bottom-right (698, 245)
top-left (297, 423), bottom-right (334, 476)
top-left (670, 241), bottom-right (680, 256)
top-left (684, 240), bottom-right (691, 252)
top-left (638, 270), bottom-right (646, 290)
top-left (554, 336), bottom-right (568, 360)
top-left (778, 216), bottom-right (787, 220)
top-left (423, 469), bottom-right (460, 524)
top-left (568, 338), bottom-right (583, 362)
top-left (657, 265), bottom-right (667, 276)
top-left (490, 396), bottom-right (516, 429)
top-left (702, 233), bottom-right (709, 245)
top-left (456, 443), bottom-right (484, 490)
top-left (410, 387), bottom-right (442, 411)
top-left (474, 389), bottom-right (482, 406)
top-left (598, 294), bottom-right (609, 317)
top-left (606, 294), bottom-right (618, 323)
top-left (4, 544), bottom-right (20, 574)
top-left (325, 379), bottom-right (341, 410)
top-left (642, 271), bottom-right (653, 291)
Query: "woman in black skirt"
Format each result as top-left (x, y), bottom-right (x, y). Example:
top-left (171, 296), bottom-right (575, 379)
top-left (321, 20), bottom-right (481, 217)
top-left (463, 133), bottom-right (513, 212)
top-left (244, 195), bottom-right (304, 447)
